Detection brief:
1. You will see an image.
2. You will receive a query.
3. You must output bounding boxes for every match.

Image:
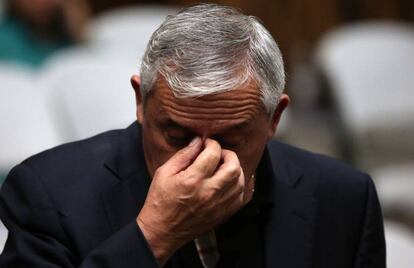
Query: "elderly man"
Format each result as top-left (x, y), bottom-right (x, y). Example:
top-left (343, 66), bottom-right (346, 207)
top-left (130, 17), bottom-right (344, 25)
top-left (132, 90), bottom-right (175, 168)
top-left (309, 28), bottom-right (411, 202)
top-left (0, 4), bottom-right (385, 268)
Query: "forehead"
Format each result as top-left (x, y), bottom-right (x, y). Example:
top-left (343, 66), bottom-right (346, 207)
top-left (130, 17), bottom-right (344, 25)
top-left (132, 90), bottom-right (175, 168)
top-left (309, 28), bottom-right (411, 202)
top-left (145, 79), bottom-right (267, 134)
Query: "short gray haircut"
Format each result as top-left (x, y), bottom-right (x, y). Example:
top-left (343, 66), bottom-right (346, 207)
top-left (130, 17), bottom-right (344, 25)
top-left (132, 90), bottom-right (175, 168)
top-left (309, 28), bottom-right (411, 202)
top-left (140, 3), bottom-right (285, 115)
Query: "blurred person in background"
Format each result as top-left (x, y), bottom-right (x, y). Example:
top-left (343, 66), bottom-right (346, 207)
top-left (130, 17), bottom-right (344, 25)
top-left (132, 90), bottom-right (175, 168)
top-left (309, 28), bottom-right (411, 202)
top-left (0, 0), bottom-right (89, 67)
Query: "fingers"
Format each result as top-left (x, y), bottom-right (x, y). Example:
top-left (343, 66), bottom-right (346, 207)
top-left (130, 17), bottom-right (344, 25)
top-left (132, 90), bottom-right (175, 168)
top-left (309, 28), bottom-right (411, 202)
top-left (212, 167), bottom-right (245, 222)
top-left (207, 149), bottom-right (242, 190)
top-left (202, 149), bottom-right (245, 216)
top-left (206, 151), bottom-right (254, 219)
top-left (185, 139), bottom-right (222, 179)
top-left (161, 137), bottom-right (203, 175)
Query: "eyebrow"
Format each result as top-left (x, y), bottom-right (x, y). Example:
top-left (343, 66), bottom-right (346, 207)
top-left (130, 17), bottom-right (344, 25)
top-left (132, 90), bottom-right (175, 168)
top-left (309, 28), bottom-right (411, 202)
top-left (228, 118), bottom-right (253, 131)
top-left (160, 119), bottom-right (187, 130)
top-left (160, 117), bottom-right (254, 133)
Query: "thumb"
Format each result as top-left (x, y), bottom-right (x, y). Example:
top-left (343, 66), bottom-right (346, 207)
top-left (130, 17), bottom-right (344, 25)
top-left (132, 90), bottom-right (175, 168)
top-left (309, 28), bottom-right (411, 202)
top-left (163, 137), bottom-right (203, 175)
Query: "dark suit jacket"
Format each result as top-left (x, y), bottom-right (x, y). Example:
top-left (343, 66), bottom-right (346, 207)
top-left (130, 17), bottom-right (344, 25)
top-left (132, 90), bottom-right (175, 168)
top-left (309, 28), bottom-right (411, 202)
top-left (0, 122), bottom-right (385, 267)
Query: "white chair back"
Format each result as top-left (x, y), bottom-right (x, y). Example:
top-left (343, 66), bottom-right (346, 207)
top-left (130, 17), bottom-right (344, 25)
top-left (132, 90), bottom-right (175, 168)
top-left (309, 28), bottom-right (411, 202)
top-left (315, 22), bottom-right (414, 167)
top-left (372, 163), bottom-right (414, 215)
top-left (40, 56), bottom-right (137, 142)
top-left (86, 5), bottom-right (179, 62)
top-left (316, 22), bottom-right (414, 132)
top-left (0, 64), bottom-right (61, 174)
top-left (0, 219), bottom-right (7, 252)
top-left (385, 221), bottom-right (414, 268)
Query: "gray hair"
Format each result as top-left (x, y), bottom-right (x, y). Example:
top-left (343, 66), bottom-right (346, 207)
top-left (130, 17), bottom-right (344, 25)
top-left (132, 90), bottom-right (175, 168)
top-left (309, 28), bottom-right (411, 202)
top-left (140, 3), bottom-right (285, 115)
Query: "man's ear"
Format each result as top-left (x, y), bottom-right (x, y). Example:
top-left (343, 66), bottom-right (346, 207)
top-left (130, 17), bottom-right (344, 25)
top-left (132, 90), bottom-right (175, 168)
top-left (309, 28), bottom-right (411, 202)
top-left (267, 94), bottom-right (290, 139)
top-left (131, 75), bottom-right (144, 124)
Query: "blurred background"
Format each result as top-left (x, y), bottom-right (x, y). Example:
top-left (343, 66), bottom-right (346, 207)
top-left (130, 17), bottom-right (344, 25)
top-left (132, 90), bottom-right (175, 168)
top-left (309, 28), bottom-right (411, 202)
top-left (0, 0), bottom-right (413, 266)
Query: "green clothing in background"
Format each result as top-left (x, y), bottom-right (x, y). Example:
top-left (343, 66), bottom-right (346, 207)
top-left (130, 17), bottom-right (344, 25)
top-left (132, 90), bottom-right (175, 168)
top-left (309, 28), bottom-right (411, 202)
top-left (0, 16), bottom-right (70, 68)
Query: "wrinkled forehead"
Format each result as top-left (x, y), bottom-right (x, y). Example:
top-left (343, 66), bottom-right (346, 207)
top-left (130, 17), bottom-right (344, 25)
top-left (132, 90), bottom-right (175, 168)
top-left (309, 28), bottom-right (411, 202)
top-left (145, 78), bottom-right (267, 135)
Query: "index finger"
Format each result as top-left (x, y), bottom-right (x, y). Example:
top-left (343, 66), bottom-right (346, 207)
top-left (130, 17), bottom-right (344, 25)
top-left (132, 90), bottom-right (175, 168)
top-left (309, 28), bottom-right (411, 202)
top-left (185, 138), bottom-right (222, 179)
top-left (161, 137), bottom-right (203, 175)
top-left (206, 149), bottom-right (242, 190)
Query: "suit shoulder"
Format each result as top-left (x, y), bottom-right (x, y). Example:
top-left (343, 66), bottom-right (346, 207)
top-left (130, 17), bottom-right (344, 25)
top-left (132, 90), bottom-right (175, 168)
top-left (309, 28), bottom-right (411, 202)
top-left (10, 129), bottom-right (127, 197)
top-left (23, 129), bottom-right (123, 168)
top-left (267, 140), bottom-right (371, 189)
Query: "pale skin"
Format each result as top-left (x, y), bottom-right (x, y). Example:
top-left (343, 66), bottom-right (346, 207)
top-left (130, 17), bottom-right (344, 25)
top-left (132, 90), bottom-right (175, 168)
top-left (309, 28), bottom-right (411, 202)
top-left (131, 75), bottom-right (289, 266)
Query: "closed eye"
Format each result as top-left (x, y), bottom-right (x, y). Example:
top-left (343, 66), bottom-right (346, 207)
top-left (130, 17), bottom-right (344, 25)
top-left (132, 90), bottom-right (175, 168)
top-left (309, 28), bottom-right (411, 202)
top-left (213, 137), bottom-right (241, 149)
top-left (165, 133), bottom-right (194, 147)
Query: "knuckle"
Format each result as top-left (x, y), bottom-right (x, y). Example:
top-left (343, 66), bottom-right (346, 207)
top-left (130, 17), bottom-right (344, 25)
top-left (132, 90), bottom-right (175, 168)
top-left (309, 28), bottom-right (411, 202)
top-left (206, 148), bottom-right (221, 164)
top-left (181, 178), bottom-right (196, 190)
top-left (204, 140), bottom-right (221, 155)
top-left (179, 171), bottom-right (198, 189)
top-left (176, 145), bottom-right (194, 159)
top-left (177, 146), bottom-right (189, 155)
top-left (226, 164), bottom-right (241, 178)
top-left (225, 149), bottom-right (238, 160)
top-left (175, 148), bottom-right (188, 159)
top-left (199, 190), bottom-right (214, 204)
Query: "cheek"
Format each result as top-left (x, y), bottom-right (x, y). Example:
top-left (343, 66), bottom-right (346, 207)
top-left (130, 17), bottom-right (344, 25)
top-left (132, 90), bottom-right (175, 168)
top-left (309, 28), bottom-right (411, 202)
top-left (235, 141), bottom-right (267, 179)
top-left (142, 123), bottom-right (178, 172)
top-left (238, 126), bottom-right (269, 166)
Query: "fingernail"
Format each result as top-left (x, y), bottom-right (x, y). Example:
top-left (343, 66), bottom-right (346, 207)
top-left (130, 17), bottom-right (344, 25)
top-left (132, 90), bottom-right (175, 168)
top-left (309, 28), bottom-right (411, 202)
top-left (189, 136), bottom-right (200, 147)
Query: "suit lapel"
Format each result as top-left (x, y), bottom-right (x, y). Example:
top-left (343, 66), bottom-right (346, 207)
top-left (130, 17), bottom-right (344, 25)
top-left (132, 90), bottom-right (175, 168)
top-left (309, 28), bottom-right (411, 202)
top-left (101, 123), bottom-right (151, 232)
top-left (262, 143), bottom-right (317, 268)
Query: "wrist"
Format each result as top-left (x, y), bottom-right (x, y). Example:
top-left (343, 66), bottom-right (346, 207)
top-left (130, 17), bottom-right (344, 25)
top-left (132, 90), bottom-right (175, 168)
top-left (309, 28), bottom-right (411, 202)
top-left (136, 214), bottom-right (182, 266)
